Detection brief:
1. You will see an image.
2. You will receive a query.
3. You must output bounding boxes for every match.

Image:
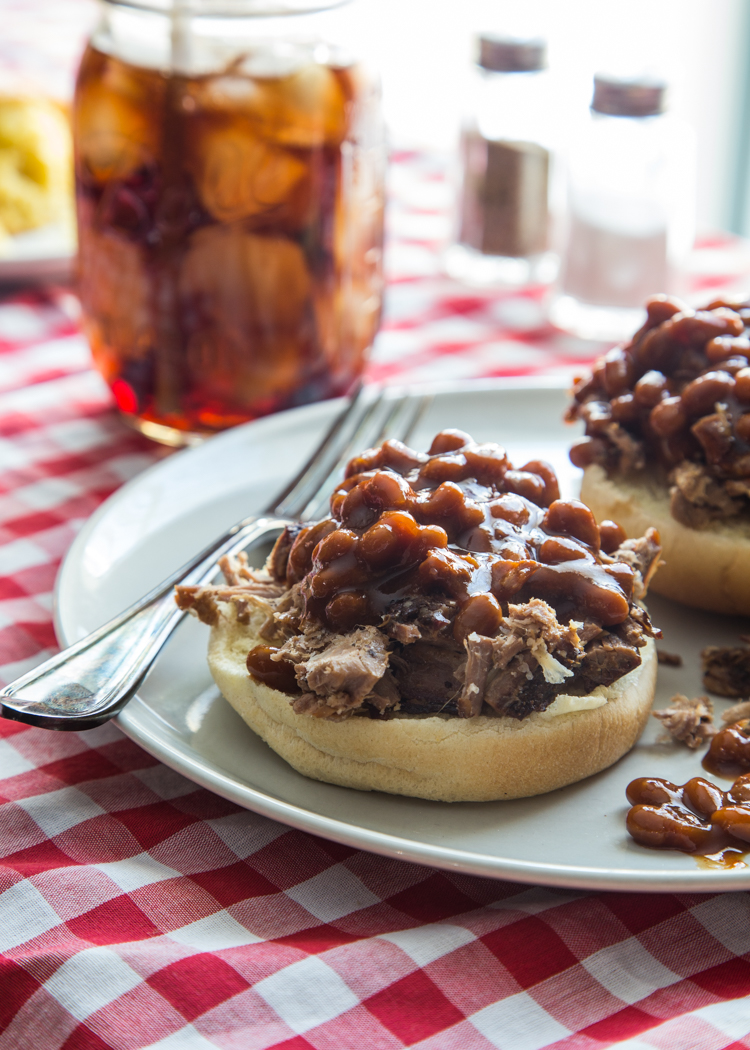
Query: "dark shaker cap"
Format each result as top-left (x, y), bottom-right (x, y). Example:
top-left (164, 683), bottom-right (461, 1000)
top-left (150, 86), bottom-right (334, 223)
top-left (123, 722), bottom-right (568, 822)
top-left (591, 74), bottom-right (667, 117)
top-left (478, 35), bottom-right (547, 73)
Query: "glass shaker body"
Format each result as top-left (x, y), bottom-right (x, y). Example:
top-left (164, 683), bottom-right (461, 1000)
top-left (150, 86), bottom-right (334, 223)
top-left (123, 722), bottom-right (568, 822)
top-left (73, 0), bottom-right (385, 445)
top-left (445, 39), bottom-right (555, 288)
top-left (551, 86), bottom-right (695, 341)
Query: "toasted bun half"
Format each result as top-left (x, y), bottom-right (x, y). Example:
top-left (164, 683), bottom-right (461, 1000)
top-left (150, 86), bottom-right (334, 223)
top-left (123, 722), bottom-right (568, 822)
top-left (581, 464), bottom-right (750, 617)
top-left (207, 604), bottom-right (657, 803)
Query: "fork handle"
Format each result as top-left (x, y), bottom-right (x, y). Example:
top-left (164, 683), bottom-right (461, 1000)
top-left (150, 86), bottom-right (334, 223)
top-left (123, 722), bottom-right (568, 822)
top-left (0, 517), bottom-right (287, 732)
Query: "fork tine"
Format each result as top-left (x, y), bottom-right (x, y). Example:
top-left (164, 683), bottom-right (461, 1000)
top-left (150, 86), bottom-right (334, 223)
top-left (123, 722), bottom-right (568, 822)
top-left (266, 381), bottom-right (371, 517)
top-left (295, 391), bottom-right (400, 521)
top-left (299, 390), bottom-right (431, 522)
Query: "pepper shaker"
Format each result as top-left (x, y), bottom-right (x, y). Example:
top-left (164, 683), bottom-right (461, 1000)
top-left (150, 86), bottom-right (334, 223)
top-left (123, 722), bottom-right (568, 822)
top-left (444, 35), bottom-right (555, 287)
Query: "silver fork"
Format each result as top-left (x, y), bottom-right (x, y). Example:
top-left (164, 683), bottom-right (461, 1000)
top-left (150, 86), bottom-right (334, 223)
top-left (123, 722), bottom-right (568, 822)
top-left (0, 386), bottom-right (432, 732)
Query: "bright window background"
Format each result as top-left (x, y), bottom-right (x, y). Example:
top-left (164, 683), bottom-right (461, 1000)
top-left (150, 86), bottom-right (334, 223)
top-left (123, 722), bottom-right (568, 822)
top-left (0, 0), bottom-right (746, 234)
top-left (338, 0), bottom-right (747, 234)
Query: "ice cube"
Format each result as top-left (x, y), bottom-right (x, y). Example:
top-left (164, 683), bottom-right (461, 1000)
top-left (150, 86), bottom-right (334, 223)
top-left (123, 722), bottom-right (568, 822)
top-left (180, 225), bottom-right (311, 339)
top-left (77, 77), bottom-right (160, 183)
top-left (190, 121), bottom-right (307, 222)
top-left (255, 63), bottom-right (347, 149)
top-left (77, 223), bottom-right (153, 369)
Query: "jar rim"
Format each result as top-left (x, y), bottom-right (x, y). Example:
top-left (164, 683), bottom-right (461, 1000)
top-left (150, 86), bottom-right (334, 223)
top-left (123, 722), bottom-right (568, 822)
top-left (101, 0), bottom-right (350, 17)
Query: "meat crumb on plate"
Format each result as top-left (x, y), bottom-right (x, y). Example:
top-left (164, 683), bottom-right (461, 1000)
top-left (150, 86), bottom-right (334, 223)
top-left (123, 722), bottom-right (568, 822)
top-left (653, 694), bottom-right (715, 749)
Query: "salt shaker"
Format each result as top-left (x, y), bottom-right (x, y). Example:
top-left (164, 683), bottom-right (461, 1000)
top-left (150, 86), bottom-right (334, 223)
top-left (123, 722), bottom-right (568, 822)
top-left (550, 74), bottom-right (696, 341)
top-left (445, 35), bottom-right (555, 287)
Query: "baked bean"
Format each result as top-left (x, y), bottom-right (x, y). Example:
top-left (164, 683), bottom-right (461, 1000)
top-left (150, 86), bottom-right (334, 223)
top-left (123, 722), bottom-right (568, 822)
top-left (287, 519), bottom-right (337, 583)
top-left (460, 526), bottom-right (493, 552)
top-left (644, 294), bottom-right (687, 327)
top-left (604, 561), bottom-right (635, 598)
top-left (569, 436), bottom-right (607, 469)
top-left (578, 399), bottom-right (613, 433)
top-left (380, 439), bottom-right (428, 474)
top-left (324, 591), bottom-right (373, 632)
top-left (681, 370), bottom-right (735, 418)
top-left (626, 804), bottom-right (716, 852)
top-left (543, 499), bottom-right (600, 550)
top-left (706, 335), bottom-right (750, 364)
top-left (419, 548), bottom-right (474, 599)
top-left (417, 452), bottom-right (471, 484)
top-left (537, 535), bottom-right (593, 564)
top-left (718, 356), bottom-right (750, 375)
top-left (703, 720), bottom-right (750, 778)
top-left (344, 446), bottom-right (382, 478)
top-left (626, 776), bottom-right (679, 806)
top-left (735, 367), bottom-right (750, 403)
top-left (520, 460), bottom-right (560, 505)
top-left (527, 563), bottom-right (629, 625)
top-left (453, 592), bottom-right (502, 641)
top-left (247, 645), bottom-right (300, 694)
top-left (673, 309), bottom-right (744, 344)
top-left (727, 773), bottom-right (750, 804)
top-left (735, 415), bottom-right (750, 445)
top-left (712, 805), bottom-right (750, 843)
top-left (464, 445), bottom-right (510, 485)
top-left (599, 519), bottom-right (626, 553)
top-left (489, 493), bottom-right (531, 525)
top-left (603, 346), bottom-right (634, 396)
top-left (650, 396), bottom-right (687, 437)
top-left (316, 528), bottom-right (357, 565)
top-left (707, 297), bottom-right (749, 312)
top-left (682, 777), bottom-right (726, 819)
top-left (634, 370), bottom-right (669, 408)
top-left (611, 393), bottom-right (639, 424)
top-left (362, 469), bottom-right (413, 512)
top-left (503, 469), bottom-right (545, 504)
top-left (417, 482), bottom-right (484, 535)
top-left (429, 429), bottom-right (472, 454)
top-left (340, 484), bottom-right (379, 529)
top-left (359, 517), bottom-right (411, 570)
top-left (490, 558), bottom-right (540, 600)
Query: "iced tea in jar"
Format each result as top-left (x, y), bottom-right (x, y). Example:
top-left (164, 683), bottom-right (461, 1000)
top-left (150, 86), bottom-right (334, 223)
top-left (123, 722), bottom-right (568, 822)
top-left (73, 0), bottom-right (385, 444)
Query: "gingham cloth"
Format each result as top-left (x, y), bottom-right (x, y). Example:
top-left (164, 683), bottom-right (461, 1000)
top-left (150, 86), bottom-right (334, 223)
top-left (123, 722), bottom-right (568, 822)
top-left (4, 152), bottom-right (750, 1050)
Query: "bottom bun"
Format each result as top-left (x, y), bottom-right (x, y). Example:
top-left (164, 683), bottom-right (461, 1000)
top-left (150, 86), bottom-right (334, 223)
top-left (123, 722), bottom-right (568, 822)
top-left (207, 605), bottom-right (657, 803)
top-left (581, 464), bottom-right (750, 616)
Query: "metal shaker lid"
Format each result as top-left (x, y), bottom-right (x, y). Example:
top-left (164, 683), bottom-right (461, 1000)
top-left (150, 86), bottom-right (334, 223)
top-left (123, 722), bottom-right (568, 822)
top-left (591, 74), bottom-right (667, 117)
top-left (478, 35), bottom-right (547, 73)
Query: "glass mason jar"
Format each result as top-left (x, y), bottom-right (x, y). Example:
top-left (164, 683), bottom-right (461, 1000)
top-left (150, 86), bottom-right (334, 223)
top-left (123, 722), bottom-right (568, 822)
top-left (73, 0), bottom-right (385, 445)
top-left (444, 35), bottom-right (556, 288)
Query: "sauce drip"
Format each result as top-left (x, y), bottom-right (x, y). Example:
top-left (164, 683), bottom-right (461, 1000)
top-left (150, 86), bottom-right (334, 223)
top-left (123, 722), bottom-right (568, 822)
top-left (626, 770), bottom-right (750, 863)
top-left (281, 429), bottom-right (645, 634)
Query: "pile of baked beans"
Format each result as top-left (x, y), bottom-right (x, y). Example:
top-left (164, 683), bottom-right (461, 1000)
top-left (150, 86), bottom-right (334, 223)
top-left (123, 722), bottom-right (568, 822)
top-left (277, 430), bottom-right (641, 633)
top-left (569, 296), bottom-right (750, 476)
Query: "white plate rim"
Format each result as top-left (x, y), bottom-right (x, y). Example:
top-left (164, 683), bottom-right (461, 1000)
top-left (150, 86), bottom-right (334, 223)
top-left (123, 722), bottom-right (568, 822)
top-left (54, 377), bottom-right (750, 892)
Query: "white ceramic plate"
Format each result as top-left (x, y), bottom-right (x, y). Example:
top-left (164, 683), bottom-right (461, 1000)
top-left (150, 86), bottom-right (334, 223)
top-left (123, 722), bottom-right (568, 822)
top-left (55, 379), bottom-right (750, 891)
top-left (0, 220), bottom-right (75, 283)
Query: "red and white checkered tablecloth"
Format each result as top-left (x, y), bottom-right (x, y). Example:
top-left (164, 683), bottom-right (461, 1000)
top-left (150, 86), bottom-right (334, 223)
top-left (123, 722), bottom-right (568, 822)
top-left (4, 152), bottom-right (750, 1050)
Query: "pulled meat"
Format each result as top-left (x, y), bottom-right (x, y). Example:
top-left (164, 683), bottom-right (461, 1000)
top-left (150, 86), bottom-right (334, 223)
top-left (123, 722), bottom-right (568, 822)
top-left (175, 554), bottom-right (286, 626)
top-left (669, 462), bottom-right (740, 529)
top-left (653, 694), bottom-right (716, 749)
top-left (657, 650), bottom-right (683, 667)
top-left (722, 700), bottom-right (750, 724)
top-left (702, 644), bottom-right (750, 698)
